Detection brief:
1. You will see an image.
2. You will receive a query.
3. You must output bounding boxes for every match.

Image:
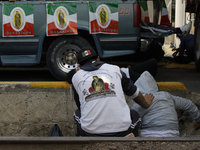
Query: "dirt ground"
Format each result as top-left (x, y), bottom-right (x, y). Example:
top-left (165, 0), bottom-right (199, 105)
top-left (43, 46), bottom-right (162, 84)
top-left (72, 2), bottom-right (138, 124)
top-left (175, 91), bottom-right (200, 137)
top-left (78, 141), bottom-right (200, 150)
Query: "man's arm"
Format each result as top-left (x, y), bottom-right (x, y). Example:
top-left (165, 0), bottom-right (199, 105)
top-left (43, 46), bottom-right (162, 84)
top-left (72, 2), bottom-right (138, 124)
top-left (178, 38), bottom-right (186, 57)
top-left (172, 95), bottom-right (200, 129)
top-left (121, 70), bottom-right (154, 108)
top-left (73, 85), bottom-right (81, 110)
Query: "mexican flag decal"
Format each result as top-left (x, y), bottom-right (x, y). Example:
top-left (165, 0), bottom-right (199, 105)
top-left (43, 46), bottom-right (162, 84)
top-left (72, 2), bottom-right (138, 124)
top-left (3, 3), bottom-right (34, 37)
top-left (89, 1), bottom-right (118, 34)
top-left (46, 2), bottom-right (77, 36)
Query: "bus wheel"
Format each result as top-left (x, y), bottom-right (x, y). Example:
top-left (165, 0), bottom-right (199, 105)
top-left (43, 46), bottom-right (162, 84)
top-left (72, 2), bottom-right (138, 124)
top-left (46, 36), bottom-right (91, 80)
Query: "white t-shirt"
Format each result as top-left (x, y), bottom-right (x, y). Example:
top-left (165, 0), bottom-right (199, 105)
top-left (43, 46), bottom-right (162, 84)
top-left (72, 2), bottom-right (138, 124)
top-left (120, 67), bottom-right (130, 78)
top-left (72, 64), bottom-right (132, 134)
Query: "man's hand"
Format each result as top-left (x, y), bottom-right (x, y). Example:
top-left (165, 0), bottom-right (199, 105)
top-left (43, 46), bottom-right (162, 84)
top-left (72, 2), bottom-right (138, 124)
top-left (172, 48), bottom-right (179, 57)
top-left (133, 92), bottom-right (154, 108)
top-left (144, 93), bottom-right (154, 107)
top-left (172, 47), bottom-right (177, 51)
top-left (173, 51), bottom-right (179, 57)
top-left (194, 121), bottom-right (200, 130)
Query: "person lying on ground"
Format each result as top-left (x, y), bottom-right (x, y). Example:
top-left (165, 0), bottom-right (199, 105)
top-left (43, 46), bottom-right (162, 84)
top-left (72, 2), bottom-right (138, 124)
top-left (131, 71), bottom-right (200, 137)
top-left (172, 34), bottom-right (195, 64)
top-left (141, 21), bottom-right (192, 38)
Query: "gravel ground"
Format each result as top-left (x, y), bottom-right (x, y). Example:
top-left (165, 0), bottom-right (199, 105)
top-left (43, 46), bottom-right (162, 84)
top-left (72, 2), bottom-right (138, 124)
top-left (79, 141), bottom-right (200, 150)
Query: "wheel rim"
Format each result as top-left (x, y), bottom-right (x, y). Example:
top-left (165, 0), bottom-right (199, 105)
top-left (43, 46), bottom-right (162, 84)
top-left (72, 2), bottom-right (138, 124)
top-left (56, 44), bottom-right (80, 73)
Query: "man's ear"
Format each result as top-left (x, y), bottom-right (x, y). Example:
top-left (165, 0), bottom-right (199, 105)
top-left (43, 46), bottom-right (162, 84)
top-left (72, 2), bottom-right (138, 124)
top-left (77, 64), bottom-right (81, 70)
top-left (97, 56), bottom-right (100, 61)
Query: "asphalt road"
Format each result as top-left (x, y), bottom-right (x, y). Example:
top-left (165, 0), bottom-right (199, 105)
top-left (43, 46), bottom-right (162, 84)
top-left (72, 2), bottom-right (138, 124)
top-left (0, 62), bottom-right (199, 94)
top-left (155, 67), bottom-right (200, 94)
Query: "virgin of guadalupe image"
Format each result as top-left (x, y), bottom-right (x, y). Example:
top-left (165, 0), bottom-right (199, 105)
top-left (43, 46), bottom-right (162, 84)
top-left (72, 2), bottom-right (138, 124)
top-left (15, 11), bottom-right (21, 28)
top-left (100, 8), bottom-right (106, 25)
top-left (91, 76), bottom-right (105, 92)
top-left (58, 10), bottom-right (65, 27)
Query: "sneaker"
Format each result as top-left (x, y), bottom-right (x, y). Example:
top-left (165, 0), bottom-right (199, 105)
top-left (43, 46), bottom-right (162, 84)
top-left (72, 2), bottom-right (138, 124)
top-left (179, 21), bottom-right (192, 37)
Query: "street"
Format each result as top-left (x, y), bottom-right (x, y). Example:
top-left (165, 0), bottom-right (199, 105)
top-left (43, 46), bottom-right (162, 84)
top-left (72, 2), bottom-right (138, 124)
top-left (0, 61), bottom-right (199, 94)
top-left (156, 67), bottom-right (200, 94)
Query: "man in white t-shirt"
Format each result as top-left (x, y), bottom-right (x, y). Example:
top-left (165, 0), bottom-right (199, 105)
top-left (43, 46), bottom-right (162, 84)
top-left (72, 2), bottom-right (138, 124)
top-left (72, 47), bottom-right (154, 137)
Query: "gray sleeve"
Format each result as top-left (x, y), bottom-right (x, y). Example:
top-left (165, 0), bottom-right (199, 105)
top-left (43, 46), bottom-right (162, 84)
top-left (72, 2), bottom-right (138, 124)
top-left (172, 95), bottom-right (200, 122)
top-left (131, 102), bottom-right (149, 118)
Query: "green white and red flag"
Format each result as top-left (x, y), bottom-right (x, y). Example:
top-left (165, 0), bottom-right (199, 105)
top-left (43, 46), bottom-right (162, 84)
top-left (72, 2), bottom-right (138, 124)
top-left (139, 1), bottom-right (150, 22)
top-left (46, 2), bottom-right (77, 36)
top-left (89, 1), bottom-right (118, 34)
top-left (160, 0), bottom-right (171, 27)
top-left (82, 50), bottom-right (91, 57)
top-left (3, 3), bottom-right (34, 37)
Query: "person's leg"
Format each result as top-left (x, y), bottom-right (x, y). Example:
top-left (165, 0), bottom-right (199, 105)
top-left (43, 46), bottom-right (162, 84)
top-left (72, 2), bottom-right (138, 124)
top-left (74, 109), bottom-right (138, 137)
top-left (129, 58), bottom-right (158, 83)
top-left (141, 21), bottom-right (192, 37)
top-left (108, 109), bottom-right (141, 137)
top-left (130, 109), bottom-right (141, 137)
top-left (74, 109), bottom-right (95, 136)
top-left (141, 21), bottom-right (176, 33)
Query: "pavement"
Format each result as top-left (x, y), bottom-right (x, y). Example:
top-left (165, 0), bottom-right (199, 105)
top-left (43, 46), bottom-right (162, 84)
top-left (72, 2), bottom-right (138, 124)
top-left (0, 62), bottom-right (188, 91)
top-left (0, 60), bottom-right (191, 92)
top-left (0, 136), bottom-right (200, 150)
top-left (0, 76), bottom-right (188, 92)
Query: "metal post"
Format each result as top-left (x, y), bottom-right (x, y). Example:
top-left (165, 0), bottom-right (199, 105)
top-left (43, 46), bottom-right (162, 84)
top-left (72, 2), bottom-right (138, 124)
top-left (175, 0), bottom-right (185, 47)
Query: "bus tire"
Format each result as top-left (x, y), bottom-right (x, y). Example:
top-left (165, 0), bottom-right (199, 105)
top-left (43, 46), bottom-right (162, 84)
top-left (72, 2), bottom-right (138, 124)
top-left (46, 36), bottom-right (91, 80)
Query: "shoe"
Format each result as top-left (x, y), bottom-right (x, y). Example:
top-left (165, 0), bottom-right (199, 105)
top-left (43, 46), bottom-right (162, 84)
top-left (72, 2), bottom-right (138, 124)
top-left (179, 21), bottom-right (192, 37)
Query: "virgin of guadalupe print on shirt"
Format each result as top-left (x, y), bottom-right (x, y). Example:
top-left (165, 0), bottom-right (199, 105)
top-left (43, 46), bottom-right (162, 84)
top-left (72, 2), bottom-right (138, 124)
top-left (83, 75), bottom-right (116, 102)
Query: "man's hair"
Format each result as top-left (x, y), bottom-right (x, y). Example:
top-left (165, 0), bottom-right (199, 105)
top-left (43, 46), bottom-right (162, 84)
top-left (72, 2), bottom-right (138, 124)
top-left (77, 47), bottom-right (98, 66)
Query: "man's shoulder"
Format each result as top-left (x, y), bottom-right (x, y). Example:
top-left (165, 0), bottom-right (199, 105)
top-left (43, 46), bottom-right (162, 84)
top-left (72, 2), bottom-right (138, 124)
top-left (72, 69), bottom-right (84, 81)
top-left (102, 63), bottom-right (120, 69)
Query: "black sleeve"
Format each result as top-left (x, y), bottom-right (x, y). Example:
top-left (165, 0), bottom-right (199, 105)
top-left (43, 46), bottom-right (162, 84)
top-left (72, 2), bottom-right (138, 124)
top-left (121, 70), bottom-right (138, 96)
top-left (73, 85), bottom-right (80, 110)
top-left (66, 69), bottom-right (76, 84)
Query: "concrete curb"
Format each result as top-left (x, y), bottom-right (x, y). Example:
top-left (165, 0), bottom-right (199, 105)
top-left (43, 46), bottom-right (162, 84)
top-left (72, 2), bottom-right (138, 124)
top-left (0, 81), bottom-right (187, 91)
top-left (0, 137), bottom-right (199, 150)
top-left (157, 82), bottom-right (187, 91)
top-left (0, 137), bottom-right (199, 143)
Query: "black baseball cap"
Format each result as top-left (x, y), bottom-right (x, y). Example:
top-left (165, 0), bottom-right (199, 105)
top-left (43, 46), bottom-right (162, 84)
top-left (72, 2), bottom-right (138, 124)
top-left (77, 47), bottom-right (98, 64)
